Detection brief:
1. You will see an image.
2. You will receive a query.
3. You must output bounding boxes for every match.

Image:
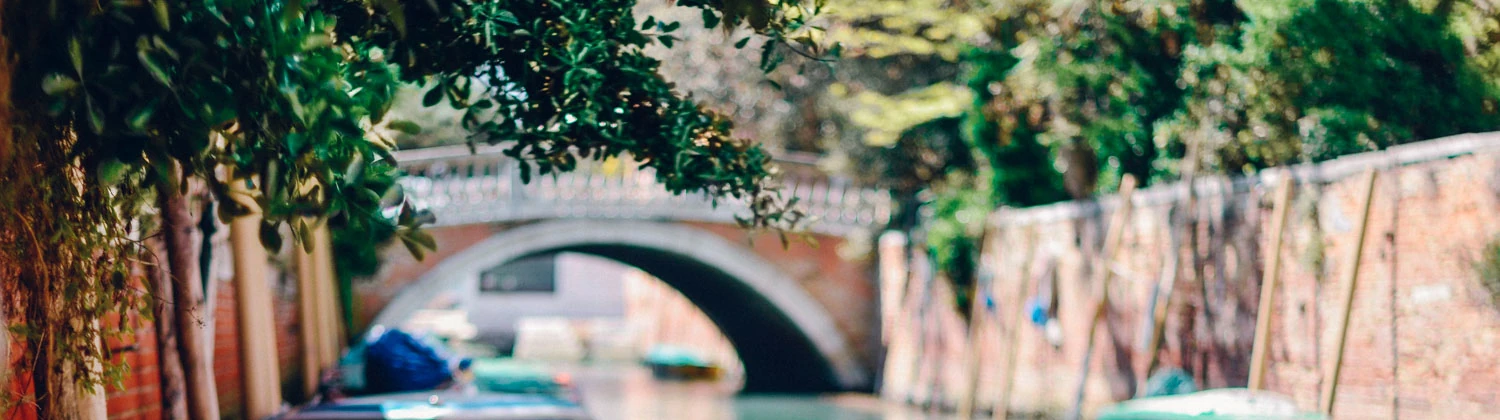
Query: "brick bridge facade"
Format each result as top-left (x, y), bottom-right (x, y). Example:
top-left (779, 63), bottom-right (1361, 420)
top-left (349, 145), bottom-right (894, 393)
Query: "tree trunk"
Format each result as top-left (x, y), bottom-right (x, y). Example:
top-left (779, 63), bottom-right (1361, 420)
top-left (51, 323), bottom-right (107, 419)
top-left (159, 169), bottom-right (221, 420)
top-left (148, 239), bottom-right (191, 420)
top-left (22, 286), bottom-right (106, 419)
top-left (0, 299), bottom-right (8, 389)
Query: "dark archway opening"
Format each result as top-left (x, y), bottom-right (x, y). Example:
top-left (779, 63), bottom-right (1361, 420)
top-left (506, 244), bottom-right (841, 394)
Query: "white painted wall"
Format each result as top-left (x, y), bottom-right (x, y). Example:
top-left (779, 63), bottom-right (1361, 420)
top-left (465, 252), bottom-right (627, 352)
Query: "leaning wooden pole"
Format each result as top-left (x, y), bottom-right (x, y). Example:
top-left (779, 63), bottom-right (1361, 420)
top-left (1066, 175), bottom-right (1138, 420)
top-left (1320, 170), bottom-right (1379, 416)
top-left (957, 228), bottom-right (996, 419)
top-left (1138, 176), bottom-right (1194, 394)
top-left (1249, 174), bottom-right (1296, 390)
top-left (1137, 213), bottom-right (1179, 393)
top-left (995, 227), bottom-right (1038, 420)
top-left (955, 286), bottom-right (986, 419)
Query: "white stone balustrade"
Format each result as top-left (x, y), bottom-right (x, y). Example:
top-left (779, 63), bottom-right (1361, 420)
top-left (390, 145), bottom-right (893, 235)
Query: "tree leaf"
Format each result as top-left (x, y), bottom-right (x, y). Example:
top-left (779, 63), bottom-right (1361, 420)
top-left (286, 132), bottom-right (306, 154)
top-left (373, 0), bottom-right (407, 37)
top-left (399, 236), bottom-right (427, 261)
top-left (126, 101), bottom-right (157, 132)
top-left (85, 95), bottom-right (105, 134)
top-left (41, 74), bottom-right (78, 96)
top-left (735, 37), bottom-right (751, 49)
top-left (137, 38), bottom-right (172, 87)
top-left (422, 84), bottom-right (443, 107)
top-left (152, 0), bottom-right (170, 30)
top-left (702, 9), bottom-right (721, 29)
top-left (494, 10), bottom-right (519, 26)
top-left (759, 41), bottom-right (783, 73)
top-left (641, 16), bottom-right (655, 30)
top-left (387, 119), bottom-right (422, 135)
top-left (658, 35), bottom-right (674, 48)
top-left (69, 37), bottom-right (82, 75)
top-left (297, 219), bottom-right (314, 251)
top-left (98, 159), bottom-right (128, 186)
top-left (409, 230), bottom-right (436, 250)
top-left (259, 222), bottom-right (283, 252)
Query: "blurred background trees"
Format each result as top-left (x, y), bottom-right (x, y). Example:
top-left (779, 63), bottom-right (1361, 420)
top-left (651, 0), bottom-right (1500, 313)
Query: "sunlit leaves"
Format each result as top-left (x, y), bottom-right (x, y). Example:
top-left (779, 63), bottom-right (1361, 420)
top-left (844, 82), bottom-right (972, 147)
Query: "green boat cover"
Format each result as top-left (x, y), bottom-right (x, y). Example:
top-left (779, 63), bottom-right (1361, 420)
top-left (1096, 388), bottom-right (1327, 420)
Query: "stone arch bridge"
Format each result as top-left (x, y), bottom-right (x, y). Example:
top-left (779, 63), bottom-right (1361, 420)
top-left (355, 145), bottom-right (893, 393)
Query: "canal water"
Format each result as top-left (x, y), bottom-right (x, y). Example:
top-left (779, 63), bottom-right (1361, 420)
top-left (566, 365), bottom-right (957, 420)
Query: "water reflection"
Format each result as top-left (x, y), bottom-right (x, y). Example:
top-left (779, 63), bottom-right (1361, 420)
top-left (569, 365), bottom-right (953, 420)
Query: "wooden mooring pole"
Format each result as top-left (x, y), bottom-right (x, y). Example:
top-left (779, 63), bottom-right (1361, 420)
top-left (1065, 175), bottom-right (1138, 420)
top-left (1249, 174), bottom-right (1296, 390)
top-left (994, 227), bottom-right (1040, 420)
top-left (1320, 170), bottom-right (1379, 416)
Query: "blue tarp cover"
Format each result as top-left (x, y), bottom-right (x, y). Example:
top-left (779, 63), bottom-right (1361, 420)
top-left (363, 329), bottom-right (453, 394)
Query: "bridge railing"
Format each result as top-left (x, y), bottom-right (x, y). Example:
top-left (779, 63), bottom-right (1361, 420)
top-left (390, 145), bottom-right (893, 235)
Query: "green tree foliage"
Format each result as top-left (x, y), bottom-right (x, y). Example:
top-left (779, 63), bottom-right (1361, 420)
top-left (329, 160), bottom-right (403, 337)
top-left (1159, 0), bottom-right (1500, 172)
top-left (1, 0), bottom-right (827, 402)
top-left (964, 0), bottom-right (1500, 201)
top-left (760, 0), bottom-right (996, 311)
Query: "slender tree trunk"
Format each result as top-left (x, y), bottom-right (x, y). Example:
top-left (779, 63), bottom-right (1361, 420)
top-left (148, 239), bottom-right (191, 420)
top-left (52, 322), bottom-right (107, 419)
top-left (159, 168), bottom-right (221, 420)
top-left (24, 285), bottom-right (106, 419)
top-left (0, 300), bottom-right (7, 388)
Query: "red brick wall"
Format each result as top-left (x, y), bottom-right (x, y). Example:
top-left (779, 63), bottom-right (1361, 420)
top-left (213, 280), bottom-right (244, 420)
top-left (894, 143), bottom-right (1500, 417)
top-left (274, 274), bottom-right (304, 404)
top-left (104, 313), bottom-right (163, 420)
top-left (5, 331), bottom-right (38, 420)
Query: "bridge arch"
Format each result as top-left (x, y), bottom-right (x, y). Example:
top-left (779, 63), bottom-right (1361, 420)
top-left (371, 219), bottom-right (869, 392)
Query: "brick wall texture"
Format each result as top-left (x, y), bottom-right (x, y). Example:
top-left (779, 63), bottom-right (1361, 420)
top-left (885, 140), bottom-right (1500, 418)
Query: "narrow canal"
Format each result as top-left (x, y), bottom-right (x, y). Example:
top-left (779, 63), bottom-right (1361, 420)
top-left (566, 365), bottom-right (956, 420)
